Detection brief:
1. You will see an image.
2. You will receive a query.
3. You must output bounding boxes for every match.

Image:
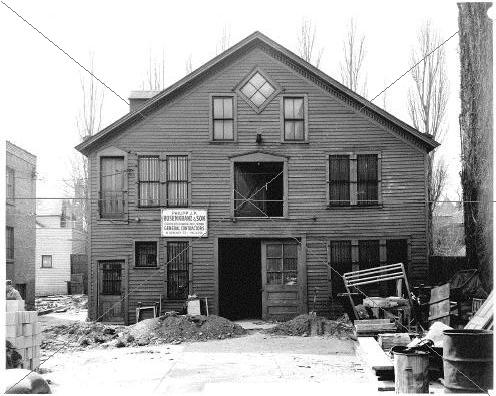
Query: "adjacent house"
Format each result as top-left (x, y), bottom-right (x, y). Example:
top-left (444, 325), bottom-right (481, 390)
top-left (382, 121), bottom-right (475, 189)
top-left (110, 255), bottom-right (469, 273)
top-left (36, 199), bottom-right (87, 296)
top-left (6, 141), bottom-right (37, 310)
top-left (76, 32), bottom-right (438, 324)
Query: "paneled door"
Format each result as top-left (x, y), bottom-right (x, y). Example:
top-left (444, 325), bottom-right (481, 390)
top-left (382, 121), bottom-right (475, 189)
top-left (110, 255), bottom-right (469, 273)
top-left (261, 241), bottom-right (304, 320)
top-left (98, 260), bottom-right (124, 323)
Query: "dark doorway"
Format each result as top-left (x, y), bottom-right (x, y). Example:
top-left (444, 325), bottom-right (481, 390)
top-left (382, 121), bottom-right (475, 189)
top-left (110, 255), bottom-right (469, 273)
top-left (218, 238), bottom-right (262, 320)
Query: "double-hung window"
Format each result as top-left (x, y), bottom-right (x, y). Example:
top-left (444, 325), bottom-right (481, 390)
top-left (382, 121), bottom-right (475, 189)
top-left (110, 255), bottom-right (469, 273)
top-left (135, 241), bottom-right (158, 268)
top-left (283, 97), bottom-right (306, 141)
top-left (138, 156), bottom-right (160, 207)
top-left (6, 167), bottom-right (14, 202)
top-left (100, 156), bottom-right (126, 218)
top-left (212, 96), bottom-right (234, 141)
top-left (41, 255), bottom-right (52, 268)
top-left (137, 155), bottom-right (189, 208)
top-left (328, 153), bottom-right (380, 207)
top-left (6, 226), bottom-right (14, 261)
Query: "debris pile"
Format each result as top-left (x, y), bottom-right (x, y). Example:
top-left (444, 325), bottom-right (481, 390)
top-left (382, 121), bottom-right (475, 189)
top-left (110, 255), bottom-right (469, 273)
top-left (36, 295), bottom-right (88, 314)
top-left (40, 322), bottom-right (124, 351)
top-left (124, 312), bottom-right (246, 346)
top-left (267, 313), bottom-right (355, 339)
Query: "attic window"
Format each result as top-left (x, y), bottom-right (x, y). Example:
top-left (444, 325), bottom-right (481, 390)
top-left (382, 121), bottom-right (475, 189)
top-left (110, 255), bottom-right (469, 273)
top-left (240, 71), bottom-right (276, 110)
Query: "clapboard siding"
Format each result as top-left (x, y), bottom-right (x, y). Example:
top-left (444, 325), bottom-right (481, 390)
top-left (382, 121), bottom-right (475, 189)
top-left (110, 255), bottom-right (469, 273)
top-left (86, 46), bottom-right (430, 322)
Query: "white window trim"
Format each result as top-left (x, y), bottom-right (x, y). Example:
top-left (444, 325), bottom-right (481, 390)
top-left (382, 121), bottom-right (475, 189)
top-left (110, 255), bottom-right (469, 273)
top-left (280, 94), bottom-right (309, 143)
top-left (209, 93), bottom-right (237, 142)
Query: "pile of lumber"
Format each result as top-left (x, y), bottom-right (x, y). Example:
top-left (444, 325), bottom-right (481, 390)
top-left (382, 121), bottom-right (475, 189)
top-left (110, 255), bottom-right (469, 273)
top-left (5, 300), bottom-right (41, 370)
top-left (354, 319), bottom-right (396, 336)
top-left (377, 332), bottom-right (412, 352)
top-left (357, 336), bottom-right (394, 384)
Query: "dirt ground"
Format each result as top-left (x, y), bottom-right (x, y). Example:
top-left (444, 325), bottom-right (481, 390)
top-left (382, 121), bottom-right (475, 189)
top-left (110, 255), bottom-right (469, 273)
top-left (32, 310), bottom-right (376, 394)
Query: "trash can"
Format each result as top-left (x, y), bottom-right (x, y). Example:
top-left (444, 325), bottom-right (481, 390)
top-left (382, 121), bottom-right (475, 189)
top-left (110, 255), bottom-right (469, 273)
top-left (392, 346), bottom-right (430, 393)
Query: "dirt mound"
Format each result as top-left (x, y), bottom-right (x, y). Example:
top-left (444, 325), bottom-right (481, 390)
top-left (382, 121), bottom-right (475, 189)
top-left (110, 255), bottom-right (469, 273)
top-left (267, 314), bottom-right (355, 339)
top-left (125, 313), bottom-right (246, 345)
top-left (41, 322), bottom-right (124, 351)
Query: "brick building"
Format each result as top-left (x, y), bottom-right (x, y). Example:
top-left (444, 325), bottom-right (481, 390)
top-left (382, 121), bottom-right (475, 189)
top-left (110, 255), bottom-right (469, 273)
top-left (6, 141), bottom-right (37, 309)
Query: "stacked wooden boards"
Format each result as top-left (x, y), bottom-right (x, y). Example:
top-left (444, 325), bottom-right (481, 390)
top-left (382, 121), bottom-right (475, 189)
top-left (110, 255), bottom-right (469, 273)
top-left (357, 336), bottom-right (394, 384)
top-left (354, 319), bottom-right (397, 336)
top-left (465, 290), bottom-right (493, 330)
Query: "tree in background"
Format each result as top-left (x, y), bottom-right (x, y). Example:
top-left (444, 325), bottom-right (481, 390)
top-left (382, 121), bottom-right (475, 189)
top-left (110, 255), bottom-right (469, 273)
top-left (141, 49), bottom-right (166, 90)
top-left (407, 21), bottom-right (449, 255)
top-left (339, 19), bottom-right (367, 96)
top-left (66, 55), bottom-right (104, 233)
top-left (297, 19), bottom-right (323, 67)
top-left (185, 54), bottom-right (193, 74)
top-left (216, 25), bottom-right (231, 54)
top-left (458, 3), bottom-right (493, 290)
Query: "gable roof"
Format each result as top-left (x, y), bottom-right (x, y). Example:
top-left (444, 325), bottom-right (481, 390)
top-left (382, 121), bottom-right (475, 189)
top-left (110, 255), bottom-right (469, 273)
top-left (76, 31), bottom-right (439, 155)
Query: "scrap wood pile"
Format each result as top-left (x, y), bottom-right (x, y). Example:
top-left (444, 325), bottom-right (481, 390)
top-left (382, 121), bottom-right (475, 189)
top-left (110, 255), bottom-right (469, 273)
top-left (266, 313), bottom-right (355, 339)
top-left (35, 295), bottom-right (88, 314)
top-left (40, 312), bottom-right (246, 351)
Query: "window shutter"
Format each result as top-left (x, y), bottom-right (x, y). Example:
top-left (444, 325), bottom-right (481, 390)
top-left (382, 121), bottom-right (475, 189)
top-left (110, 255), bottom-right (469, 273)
top-left (159, 156), bottom-right (167, 207)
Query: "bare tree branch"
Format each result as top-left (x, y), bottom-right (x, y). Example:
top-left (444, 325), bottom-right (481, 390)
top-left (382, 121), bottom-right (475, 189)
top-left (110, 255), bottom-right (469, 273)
top-left (339, 19), bottom-right (367, 96)
top-left (185, 54), bottom-right (193, 74)
top-left (297, 19), bottom-right (324, 67)
top-left (407, 21), bottom-right (450, 254)
top-left (142, 49), bottom-right (166, 90)
top-left (216, 25), bottom-right (231, 54)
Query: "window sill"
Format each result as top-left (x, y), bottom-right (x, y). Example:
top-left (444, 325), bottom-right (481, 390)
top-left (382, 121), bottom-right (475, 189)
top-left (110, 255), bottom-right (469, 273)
top-left (209, 140), bottom-right (236, 144)
top-left (232, 216), bottom-right (288, 221)
top-left (326, 205), bottom-right (383, 210)
top-left (40, 267), bottom-right (53, 269)
top-left (97, 219), bottom-right (129, 225)
top-left (280, 141), bottom-right (309, 144)
top-left (133, 266), bottom-right (159, 270)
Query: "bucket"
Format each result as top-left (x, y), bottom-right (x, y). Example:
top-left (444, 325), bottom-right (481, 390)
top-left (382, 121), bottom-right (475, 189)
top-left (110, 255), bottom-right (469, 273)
top-left (392, 346), bottom-right (430, 393)
top-left (443, 329), bottom-right (493, 393)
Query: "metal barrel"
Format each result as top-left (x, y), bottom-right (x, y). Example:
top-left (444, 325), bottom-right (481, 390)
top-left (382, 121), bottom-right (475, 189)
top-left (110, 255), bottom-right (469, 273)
top-left (443, 329), bottom-right (493, 393)
top-left (392, 346), bottom-right (430, 393)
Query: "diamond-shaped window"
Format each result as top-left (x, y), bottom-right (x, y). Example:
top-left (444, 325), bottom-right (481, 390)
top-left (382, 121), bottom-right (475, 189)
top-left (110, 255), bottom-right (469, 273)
top-left (240, 72), bottom-right (276, 108)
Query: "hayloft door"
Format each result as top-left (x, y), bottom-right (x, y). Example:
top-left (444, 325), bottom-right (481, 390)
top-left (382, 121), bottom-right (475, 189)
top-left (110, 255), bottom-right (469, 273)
top-left (261, 241), bottom-right (303, 320)
top-left (98, 260), bottom-right (124, 323)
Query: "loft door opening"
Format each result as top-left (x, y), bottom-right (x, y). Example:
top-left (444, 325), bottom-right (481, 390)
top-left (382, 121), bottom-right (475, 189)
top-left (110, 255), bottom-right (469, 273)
top-left (234, 162), bottom-right (284, 217)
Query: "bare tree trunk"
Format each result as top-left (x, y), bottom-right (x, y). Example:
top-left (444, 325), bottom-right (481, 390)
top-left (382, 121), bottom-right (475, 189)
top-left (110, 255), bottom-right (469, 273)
top-left (216, 25), bottom-right (231, 54)
top-left (340, 19), bottom-right (367, 96)
top-left (458, 2), bottom-right (493, 290)
top-left (185, 54), bottom-right (193, 74)
top-left (407, 21), bottom-right (449, 257)
top-left (297, 19), bottom-right (323, 67)
top-left (141, 49), bottom-right (166, 90)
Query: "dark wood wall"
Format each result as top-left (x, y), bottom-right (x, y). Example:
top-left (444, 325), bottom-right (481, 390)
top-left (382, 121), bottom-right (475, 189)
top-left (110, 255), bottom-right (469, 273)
top-left (86, 46), bottom-right (429, 323)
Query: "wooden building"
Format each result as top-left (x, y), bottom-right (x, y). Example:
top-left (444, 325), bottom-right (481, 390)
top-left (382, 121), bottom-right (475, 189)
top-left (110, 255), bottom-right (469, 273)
top-left (76, 32), bottom-right (438, 324)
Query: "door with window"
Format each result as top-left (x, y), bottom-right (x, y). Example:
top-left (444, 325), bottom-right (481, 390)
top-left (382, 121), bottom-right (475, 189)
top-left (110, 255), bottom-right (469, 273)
top-left (261, 241), bottom-right (303, 320)
top-left (98, 260), bottom-right (124, 323)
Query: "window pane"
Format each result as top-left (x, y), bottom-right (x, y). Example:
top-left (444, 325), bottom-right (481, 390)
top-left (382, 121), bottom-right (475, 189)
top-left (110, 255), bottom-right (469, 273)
top-left (267, 244), bottom-right (282, 257)
top-left (213, 98), bottom-right (224, 118)
top-left (213, 120), bottom-right (224, 140)
top-left (223, 120), bottom-right (233, 140)
top-left (283, 258), bottom-right (297, 271)
top-left (284, 98), bottom-right (294, 118)
top-left (259, 82), bottom-right (274, 98)
top-left (283, 244), bottom-right (297, 258)
top-left (101, 157), bottom-right (124, 191)
top-left (329, 155), bottom-right (350, 206)
top-left (284, 121), bottom-right (295, 140)
top-left (135, 242), bottom-right (157, 267)
top-left (294, 121), bottom-right (304, 140)
top-left (250, 91), bottom-right (265, 107)
top-left (294, 98), bottom-right (304, 118)
top-left (267, 272), bottom-right (282, 285)
top-left (250, 72), bottom-right (266, 89)
top-left (223, 98), bottom-right (233, 118)
top-left (357, 154), bottom-right (378, 206)
top-left (267, 258), bottom-right (282, 271)
top-left (241, 82), bottom-right (256, 98)
top-left (283, 272), bottom-right (297, 285)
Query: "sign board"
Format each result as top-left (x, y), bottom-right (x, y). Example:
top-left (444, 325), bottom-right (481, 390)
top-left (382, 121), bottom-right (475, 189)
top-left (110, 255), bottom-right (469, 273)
top-left (161, 209), bottom-right (208, 237)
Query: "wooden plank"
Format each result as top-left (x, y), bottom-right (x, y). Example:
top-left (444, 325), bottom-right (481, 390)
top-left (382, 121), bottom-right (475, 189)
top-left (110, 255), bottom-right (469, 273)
top-left (465, 291), bottom-right (493, 330)
top-left (377, 381), bottom-right (395, 391)
top-left (377, 333), bottom-right (411, 351)
top-left (357, 337), bottom-right (394, 371)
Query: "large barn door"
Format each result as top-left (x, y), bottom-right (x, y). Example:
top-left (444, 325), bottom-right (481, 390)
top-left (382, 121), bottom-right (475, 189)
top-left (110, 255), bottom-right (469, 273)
top-left (98, 260), bottom-right (124, 323)
top-left (261, 241), bottom-right (303, 320)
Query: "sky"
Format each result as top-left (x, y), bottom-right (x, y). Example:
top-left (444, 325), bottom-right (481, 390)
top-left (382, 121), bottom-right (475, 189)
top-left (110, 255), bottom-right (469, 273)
top-left (1, 0), bottom-right (466, 200)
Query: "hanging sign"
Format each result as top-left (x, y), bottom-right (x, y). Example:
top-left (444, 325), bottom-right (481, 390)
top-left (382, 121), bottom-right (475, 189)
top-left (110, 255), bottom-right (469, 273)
top-left (161, 209), bottom-right (208, 237)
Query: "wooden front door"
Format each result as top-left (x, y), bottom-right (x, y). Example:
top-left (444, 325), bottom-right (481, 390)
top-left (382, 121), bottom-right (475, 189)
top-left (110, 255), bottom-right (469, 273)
top-left (98, 260), bottom-right (124, 323)
top-left (261, 241), bottom-right (303, 320)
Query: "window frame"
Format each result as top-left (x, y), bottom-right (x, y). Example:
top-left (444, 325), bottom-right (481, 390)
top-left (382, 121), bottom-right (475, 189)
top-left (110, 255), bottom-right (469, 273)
top-left (209, 93), bottom-right (237, 142)
top-left (96, 147), bottom-right (128, 222)
top-left (235, 67), bottom-right (281, 114)
top-left (165, 240), bottom-right (192, 300)
top-left (229, 151), bottom-right (289, 219)
top-left (326, 151), bottom-right (382, 208)
top-left (133, 240), bottom-right (159, 269)
top-left (6, 226), bottom-right (14, 261)
top-left (41, 255), bottom-right (53, 268)
top-left (280, 94), bottom-right (309, 143)
top-left (6, 167), bottom-right (15, 204)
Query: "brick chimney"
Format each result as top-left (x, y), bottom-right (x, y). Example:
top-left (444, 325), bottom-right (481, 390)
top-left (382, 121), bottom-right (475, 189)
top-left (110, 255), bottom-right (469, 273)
top-left (128, 91), bottom-right (160, 112)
